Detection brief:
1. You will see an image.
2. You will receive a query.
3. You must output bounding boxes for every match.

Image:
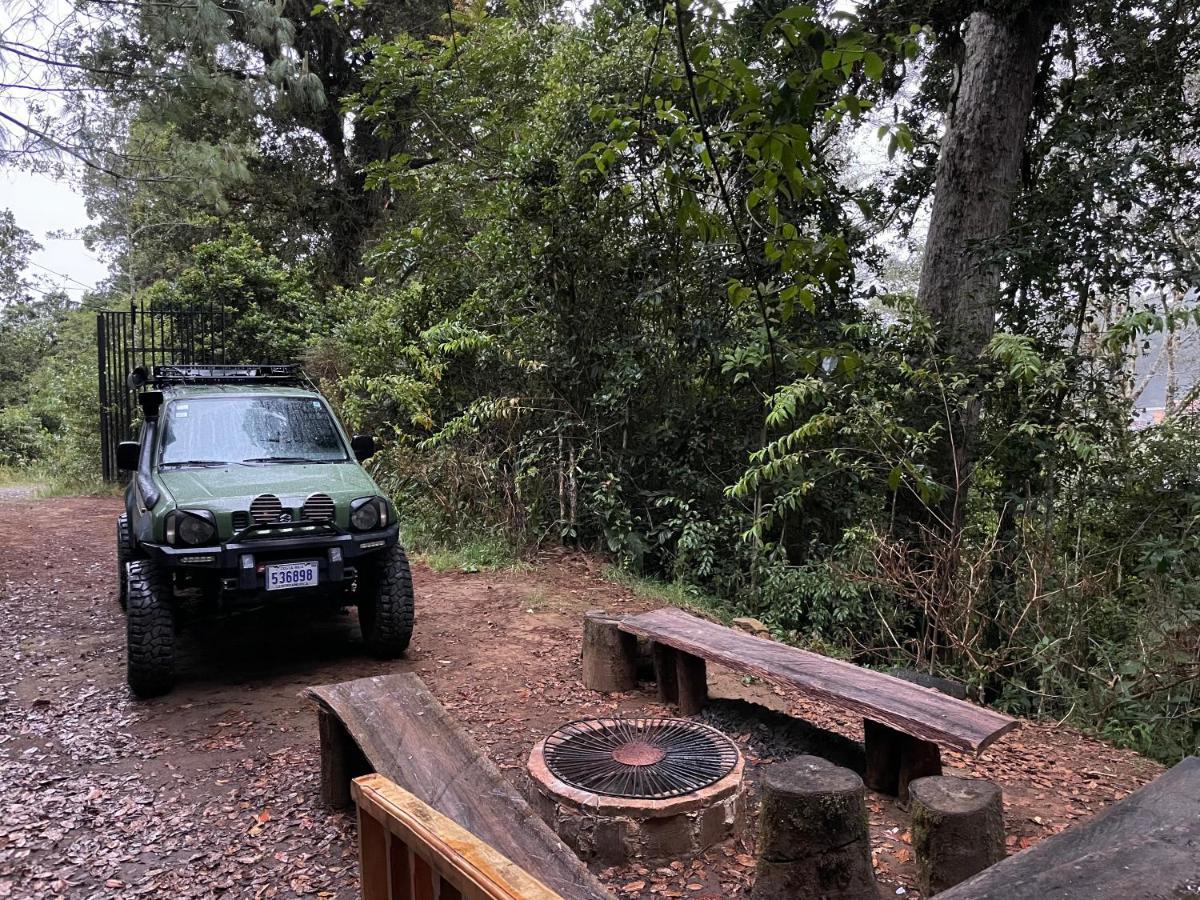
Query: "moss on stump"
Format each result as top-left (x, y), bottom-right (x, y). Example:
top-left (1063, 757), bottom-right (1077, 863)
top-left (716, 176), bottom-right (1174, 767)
top-left (752, 755), bottom-right (877, 900)
top-left (910, 775), bottom-right (1005, 895)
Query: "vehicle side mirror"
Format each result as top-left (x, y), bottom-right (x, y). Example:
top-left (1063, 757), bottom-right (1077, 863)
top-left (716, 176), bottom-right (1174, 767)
top-left (116, 441), bottom-right (141, 471)
top-left (351, 435), bottom-right (376, 462)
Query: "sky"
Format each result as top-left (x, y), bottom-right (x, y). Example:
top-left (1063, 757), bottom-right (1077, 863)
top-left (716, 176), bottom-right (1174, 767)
top-left (1, 0), bottom-right (108, 301)
top-left (2, 168), bottom-right (108, 301)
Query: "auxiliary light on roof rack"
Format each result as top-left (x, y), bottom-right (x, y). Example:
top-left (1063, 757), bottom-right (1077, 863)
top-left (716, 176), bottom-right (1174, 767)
top-left (128, 364), bottom-right (308, 387)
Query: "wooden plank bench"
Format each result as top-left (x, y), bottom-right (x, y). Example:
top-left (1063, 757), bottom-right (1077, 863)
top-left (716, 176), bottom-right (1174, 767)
top-left (610, 608), bottom-right (1018, 802)
top-left (303, 673), bottom-right (611, 900)
top-left (354, 774), bottom-right (563, 900)
top-left (937, 756), bottom-right (1200, 899)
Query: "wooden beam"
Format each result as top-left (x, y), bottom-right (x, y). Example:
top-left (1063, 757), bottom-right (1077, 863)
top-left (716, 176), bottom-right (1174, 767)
top-left (354, 774), bottom-right (564, 900)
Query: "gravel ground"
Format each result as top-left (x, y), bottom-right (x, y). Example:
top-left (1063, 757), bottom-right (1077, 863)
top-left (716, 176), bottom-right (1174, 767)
top-left (0, 495), bottom-right (1165, 899)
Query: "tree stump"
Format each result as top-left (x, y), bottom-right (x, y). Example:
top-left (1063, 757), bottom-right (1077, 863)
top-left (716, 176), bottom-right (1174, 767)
top-left (752, 755), bottom-right (877, 900)
top-left (652, 642), bottom-right (679, 703)
top-left (581, 610), bottom-right (637, 692)
top-left (863, 719), bottom-right (942, 806)
top-left (675, 651), bottom-right (707, 715)
top-left (910, 776), bottom-right (1005, 895)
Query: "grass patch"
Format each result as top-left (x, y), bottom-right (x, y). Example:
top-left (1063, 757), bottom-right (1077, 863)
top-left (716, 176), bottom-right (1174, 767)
top-left (401, 519), bottom-right (525, 573)
top-left (0, 464), bottom-right (116, 498)
top-left (600, 565), bottom-right (736, 622)
top-left (0, 467), bottom-right (31, 487)
top-left (33, 477), bottom-right (119, 498)
top-left (418, 540), bottom-right (527, 573)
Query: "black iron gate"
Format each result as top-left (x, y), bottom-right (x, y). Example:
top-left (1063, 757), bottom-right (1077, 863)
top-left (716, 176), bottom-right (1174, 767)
top-left (97, 302), bottom-right (229, 480)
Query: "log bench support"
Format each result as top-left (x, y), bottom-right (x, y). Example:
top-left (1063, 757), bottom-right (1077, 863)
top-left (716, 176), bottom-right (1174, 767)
top-left (863, 719), bottom-right (943, 805)
top-left (318, 706), bottom-right (371, 809)
top-left (649, 641), bottom-right (708, 715)
top-left (581, 610), bottom-right (638, 692)
top-left (652, 642), bottom-right (679, 704)
top-left (675, 651), bottom-right (708, 715)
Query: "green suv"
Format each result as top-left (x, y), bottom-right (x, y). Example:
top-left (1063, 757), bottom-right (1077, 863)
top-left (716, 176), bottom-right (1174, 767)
top-left (116, 364), bottom-right (413, 697)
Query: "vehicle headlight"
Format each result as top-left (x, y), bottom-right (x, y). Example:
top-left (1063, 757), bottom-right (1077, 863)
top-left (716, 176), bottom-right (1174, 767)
top-left (350, 497), bottom-right (388, 531)
top-left (167, 510), bottom-right (217, 547)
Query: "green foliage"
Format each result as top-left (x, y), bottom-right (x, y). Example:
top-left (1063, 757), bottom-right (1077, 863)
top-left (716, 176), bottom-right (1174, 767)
top-left (140, 229), bottom-right (317, 363)
top-left (5, 0), bottom-right (1195, 762)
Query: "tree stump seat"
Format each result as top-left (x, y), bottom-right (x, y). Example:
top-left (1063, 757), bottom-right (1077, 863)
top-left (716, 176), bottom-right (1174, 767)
top-left (909, 775), bottom-right (1005, 895)
top-left (585, 607), bottom-right (1018, 800)
top-left (751, 755), bottom-right (876, 900)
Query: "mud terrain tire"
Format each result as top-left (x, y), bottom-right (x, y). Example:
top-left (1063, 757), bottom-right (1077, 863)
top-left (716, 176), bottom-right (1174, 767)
top-left (116, 514), bottom-right (131, 611)
top-left (126, 558), bottom-right (176, 698)
top-left (357, 545), bottom-right (414, 657)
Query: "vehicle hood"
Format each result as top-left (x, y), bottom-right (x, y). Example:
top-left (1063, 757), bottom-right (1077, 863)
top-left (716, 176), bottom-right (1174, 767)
top-left (157, 462), bottom-right (380, 511)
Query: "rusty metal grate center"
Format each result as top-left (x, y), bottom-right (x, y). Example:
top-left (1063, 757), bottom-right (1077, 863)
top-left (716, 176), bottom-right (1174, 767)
top-left (542, 718), bottom-right (739, 799)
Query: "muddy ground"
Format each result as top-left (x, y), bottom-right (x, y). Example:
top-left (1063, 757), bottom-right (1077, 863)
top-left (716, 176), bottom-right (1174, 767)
top-left (0, 495), bottom-right (1164, 899)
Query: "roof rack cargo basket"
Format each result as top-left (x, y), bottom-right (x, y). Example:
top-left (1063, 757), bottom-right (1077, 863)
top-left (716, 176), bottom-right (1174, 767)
top-left (150, 364), bottom-right (307, 386)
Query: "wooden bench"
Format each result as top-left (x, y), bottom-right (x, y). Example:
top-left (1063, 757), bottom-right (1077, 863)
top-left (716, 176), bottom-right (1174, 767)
top-left (303, 673), bottom-right (611, 900)
top-left (354, 774), bottom-right (563, 900)
top-left (937, 756), bottom-right (1200, 899)
top-left (607, 608), bottom-right (1018, 802)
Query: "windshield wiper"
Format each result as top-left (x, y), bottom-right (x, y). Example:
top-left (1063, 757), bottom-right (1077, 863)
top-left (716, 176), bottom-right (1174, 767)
top-left (161, 460), bottom-right (229, 468)
top-left (241, 456), bottom-right (339, 464)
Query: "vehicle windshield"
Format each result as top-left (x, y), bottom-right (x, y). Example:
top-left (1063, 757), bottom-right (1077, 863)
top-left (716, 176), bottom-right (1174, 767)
top-left (158, 396), bottom-right (349, 466)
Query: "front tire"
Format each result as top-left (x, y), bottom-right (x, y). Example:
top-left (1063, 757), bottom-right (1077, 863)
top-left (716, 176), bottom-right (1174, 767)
top-left (116, 514), bottom-right (131, 611)
top-left (126, 558), bottom-right (176, 698)
top-left (357, 545), bottom-right (414, 657)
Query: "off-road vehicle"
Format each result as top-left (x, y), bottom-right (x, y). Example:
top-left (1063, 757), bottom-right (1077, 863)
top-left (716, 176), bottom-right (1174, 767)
top-left (116, 364), bottom-right (412, 697)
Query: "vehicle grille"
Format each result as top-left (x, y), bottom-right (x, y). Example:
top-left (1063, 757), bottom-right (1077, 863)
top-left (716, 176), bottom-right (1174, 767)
top-left (231, 511), bottom-right (251, 531)
top-left (249, 493), bottom-right (283, 524)
top-left (302, 492), bottom-right (336, 522)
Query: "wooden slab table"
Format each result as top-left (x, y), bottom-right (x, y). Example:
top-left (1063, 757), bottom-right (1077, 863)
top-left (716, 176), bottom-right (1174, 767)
top-left (303, 673), bottom-right (611, 900)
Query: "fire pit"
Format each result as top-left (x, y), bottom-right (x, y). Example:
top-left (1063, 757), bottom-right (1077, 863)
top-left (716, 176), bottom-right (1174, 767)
top-left (528, 718), bottom-right (745, 863)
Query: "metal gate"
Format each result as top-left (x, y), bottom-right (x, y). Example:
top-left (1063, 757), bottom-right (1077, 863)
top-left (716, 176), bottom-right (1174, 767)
top-left (97, 302), bottom-right (229, 480)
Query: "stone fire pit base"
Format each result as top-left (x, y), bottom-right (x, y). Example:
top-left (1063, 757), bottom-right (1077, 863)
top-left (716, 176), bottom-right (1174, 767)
top-left (527, 739), bottom-right (746, 864)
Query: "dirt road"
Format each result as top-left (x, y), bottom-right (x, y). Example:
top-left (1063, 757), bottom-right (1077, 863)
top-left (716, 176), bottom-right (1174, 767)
top-left (0, 495), bottom-right (1164, 899)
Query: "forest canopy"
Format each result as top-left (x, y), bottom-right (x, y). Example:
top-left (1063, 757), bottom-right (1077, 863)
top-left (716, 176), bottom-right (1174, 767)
top-left (1, 0), bottom-right (1198, 759)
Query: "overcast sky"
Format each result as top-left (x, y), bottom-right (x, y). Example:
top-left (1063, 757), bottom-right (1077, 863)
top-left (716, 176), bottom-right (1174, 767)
top-left (2, 167), bottom-right (107, 300)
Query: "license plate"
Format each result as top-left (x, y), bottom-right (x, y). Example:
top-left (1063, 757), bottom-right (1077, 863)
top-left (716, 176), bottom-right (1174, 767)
top-left (266, 561), bottom-right (319, 591)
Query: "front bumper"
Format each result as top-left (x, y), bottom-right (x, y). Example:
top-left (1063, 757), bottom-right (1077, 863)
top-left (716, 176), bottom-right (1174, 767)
top-left (141, 522), bottom-right (400, 589)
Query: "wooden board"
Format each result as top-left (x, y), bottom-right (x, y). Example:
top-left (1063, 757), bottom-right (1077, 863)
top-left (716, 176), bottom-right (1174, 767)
top-left (354, 774), bottom-right (563, 900)
top-left (303, 673), bottom-right (611, 900)
top-left (618, 608), bottom-right (1016, 752)
top-left (938, 756), bottom-right (1200, 899)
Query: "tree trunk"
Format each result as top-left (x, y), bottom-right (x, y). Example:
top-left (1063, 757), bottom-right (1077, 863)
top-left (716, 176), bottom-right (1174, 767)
top-left (916, 6), bottom-right (1056, 534)
top-left (919, 7), bottom-right (1053, 356)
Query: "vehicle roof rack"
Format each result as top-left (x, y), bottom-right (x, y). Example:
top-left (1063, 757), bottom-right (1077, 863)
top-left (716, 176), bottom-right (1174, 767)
top-left (149, 364), bottom-right (309, 386)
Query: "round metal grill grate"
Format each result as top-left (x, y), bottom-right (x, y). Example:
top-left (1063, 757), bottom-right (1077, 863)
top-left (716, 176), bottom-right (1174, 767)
top-left (542, 718), bottom-right (739, 799)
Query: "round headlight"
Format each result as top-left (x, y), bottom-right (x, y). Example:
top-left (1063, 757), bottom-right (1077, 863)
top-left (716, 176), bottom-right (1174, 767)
top-left (177, 513), bottom-right (215, 546)
top-left (351, 500), bottom-right (381, 531)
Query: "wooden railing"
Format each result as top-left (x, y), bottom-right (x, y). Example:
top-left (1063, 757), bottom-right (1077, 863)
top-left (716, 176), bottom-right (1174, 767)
top-left (353, 774), bottom-right (564, 900)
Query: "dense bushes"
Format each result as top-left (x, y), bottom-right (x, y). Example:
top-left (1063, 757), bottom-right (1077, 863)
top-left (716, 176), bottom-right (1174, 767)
top-left (0, 0), bottom-right (1194, 761)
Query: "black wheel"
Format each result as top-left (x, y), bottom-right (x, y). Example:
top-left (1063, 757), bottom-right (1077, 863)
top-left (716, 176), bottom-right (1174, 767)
top-left (126, 558), bottom-right (176, 698)
top-left (357, 545), bottom-right (414, 657)
top-left (116, 514), bottom-right (131, 611)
